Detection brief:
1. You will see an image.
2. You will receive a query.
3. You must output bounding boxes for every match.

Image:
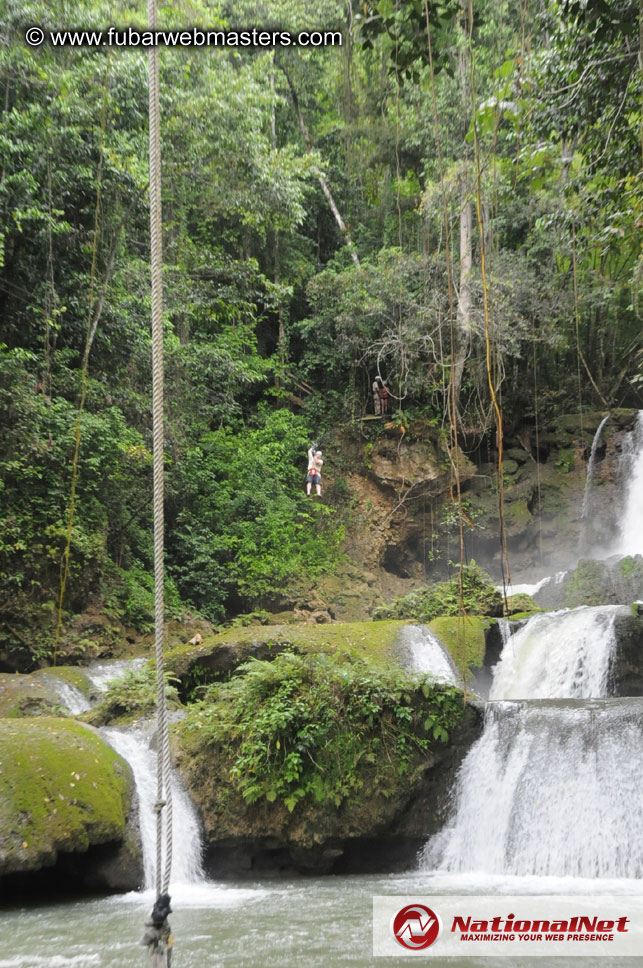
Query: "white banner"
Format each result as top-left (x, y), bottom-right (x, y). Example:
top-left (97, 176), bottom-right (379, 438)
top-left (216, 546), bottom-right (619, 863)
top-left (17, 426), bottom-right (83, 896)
top-left (373, 895), bottom-right (643, 957)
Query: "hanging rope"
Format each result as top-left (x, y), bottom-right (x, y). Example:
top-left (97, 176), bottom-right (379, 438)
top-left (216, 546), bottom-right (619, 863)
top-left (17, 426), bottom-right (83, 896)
top-left (142, 0), bottom-right (173, 963)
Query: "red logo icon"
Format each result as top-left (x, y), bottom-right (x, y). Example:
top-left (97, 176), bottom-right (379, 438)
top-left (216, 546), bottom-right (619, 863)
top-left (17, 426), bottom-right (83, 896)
top-left (393, 903), bottom-right (441, 950)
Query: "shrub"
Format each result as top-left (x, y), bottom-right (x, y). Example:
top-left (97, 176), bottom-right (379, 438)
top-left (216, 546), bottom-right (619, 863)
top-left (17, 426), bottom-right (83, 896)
top-left (373, 562), bottom-right (502, 621)
top-left (181, 651), bottom-right (464, 813)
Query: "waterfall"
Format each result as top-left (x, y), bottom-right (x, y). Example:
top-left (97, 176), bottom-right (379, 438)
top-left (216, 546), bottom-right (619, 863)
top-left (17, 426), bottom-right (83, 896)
top-left (55, 680), bottom-right (91, 715)
top-left (400, 625), bottom-right (461, 685)
top-left (102, 725), bottom-right (204, 888)
top-left (613, 410), bottom-right (643, 556)
top-left (489, 605), bottom-right (619, 700)
top-left (420, 601), bottom-right (635, 879)
top-left (580, 414), bottom-right (610, 524)
top-left (422, 699), bottom-right (643, 879)
top-left (497, 618), bottom-right (512, 650)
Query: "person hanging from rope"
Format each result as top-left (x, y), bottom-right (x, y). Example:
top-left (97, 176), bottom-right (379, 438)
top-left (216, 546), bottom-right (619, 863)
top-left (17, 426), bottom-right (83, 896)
top-left (306, 444), bottom-right (323, 496)
top-left (372, 376), bottom-right (382, 415)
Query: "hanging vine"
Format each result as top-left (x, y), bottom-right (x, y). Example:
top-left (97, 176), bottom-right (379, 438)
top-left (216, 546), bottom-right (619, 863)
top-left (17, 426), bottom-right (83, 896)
top-left (465, 0), bottom-right (512, 592)
top-left (422, 0), bottom-right (469, 693)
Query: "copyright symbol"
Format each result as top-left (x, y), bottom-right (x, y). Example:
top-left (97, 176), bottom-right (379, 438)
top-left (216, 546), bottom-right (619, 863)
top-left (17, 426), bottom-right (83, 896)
top-left (25, 27), bottom-right (45, 47)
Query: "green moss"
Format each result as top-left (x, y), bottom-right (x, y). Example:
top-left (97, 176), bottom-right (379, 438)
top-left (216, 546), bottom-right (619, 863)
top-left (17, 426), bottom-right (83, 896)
top-left (167, 620), bottom-right (408, 674)
top-left (563, 558), bottom-right (608, 607)
top-left (503, 500), bottom-right (533, 532)
top-left (505, 593), bottom-right (541, 615)
top-left (621, 556), bottom-right (638, 579)
top-left (0, 667), bottom-right (92, 719)
top-left (555, 448), bottom-right (576, 473)
top-left (0, 718), bottom-right (132, 874)
top-left (429, 615), bottom-right (490, 676)
top-left (47, 667), bottom-right (90, 692)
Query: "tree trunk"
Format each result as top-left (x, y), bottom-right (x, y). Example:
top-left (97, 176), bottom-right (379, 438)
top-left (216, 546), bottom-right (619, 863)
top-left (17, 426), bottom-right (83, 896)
top-left (453, 2), bottom-right (473, 404)
top-left (277, 58), bottom-right (360, 267)
top-left (454, 193), bottom-right (472, 400)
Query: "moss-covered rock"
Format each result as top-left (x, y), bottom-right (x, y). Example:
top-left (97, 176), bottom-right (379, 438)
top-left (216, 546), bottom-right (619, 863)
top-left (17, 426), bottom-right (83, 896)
top-left (0, 718), bottom-right (140, 887)
top-left (428, 615), bottom-right (491, 676)
top-left (505, 593), bottom-right (541, 615)
top-left (0, 667), bottom-right (91, 718)
top-left (610, 609), bottom-right (643, 696)
top-left (173, 654), bottom-right (483, 876)
top-left (505, 448), bottom-right (530, 465)
top-left (534, 556), bottom-right (643, 609)
top-left (165, 620), bottom-right (409, 698)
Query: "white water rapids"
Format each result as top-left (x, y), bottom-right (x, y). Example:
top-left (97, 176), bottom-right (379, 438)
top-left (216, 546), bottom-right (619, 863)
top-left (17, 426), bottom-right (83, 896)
top-left (422, 698), bottom-right (643, 879)
top-left (489, 605), bottom-right (618, 700)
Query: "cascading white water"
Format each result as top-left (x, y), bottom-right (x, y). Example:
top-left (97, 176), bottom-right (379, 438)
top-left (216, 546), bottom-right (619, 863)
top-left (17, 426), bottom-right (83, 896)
top-left (420, 600), bottom-right (635, 878)
top-left (580, 414), bottom-right (610, 522)
top-left (86, 657), bottom-right (147, 693)
top-left (422, 698), bottom-right (643, 879)
top-left (55, 680), bottom-right (91, 714)
top-left (613, 410), bottom-right (643, 556)
top-left (102, 725), bottom-right (204, 888)
top-left (497, 618), bottom-right (512, 650)
top-left (490, 605), bottom-right (619, 700)
top-left (499, 570), bottom-right (567, 599)
top-left (400, 625), bottom-right (461, 685)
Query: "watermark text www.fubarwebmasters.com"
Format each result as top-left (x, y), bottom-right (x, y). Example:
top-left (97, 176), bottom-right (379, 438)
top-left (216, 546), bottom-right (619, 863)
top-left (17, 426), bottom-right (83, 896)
top-left (25, 25), bottom-right (342, 50)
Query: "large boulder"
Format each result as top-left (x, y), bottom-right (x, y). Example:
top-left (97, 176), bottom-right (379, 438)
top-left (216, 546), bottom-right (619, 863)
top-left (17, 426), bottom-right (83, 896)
top-left (535, 556), bottom-right (643, 609)
top-left (0, 667), bottom-right (91, 718)
top-left (174, 699), bottom-right (483, 876)
top-left (0, 718), bottom-right (142, 892)
top-left (611, 607), bottom-right (643, 696)
top-left (164, 620), bottom-right (409, 698)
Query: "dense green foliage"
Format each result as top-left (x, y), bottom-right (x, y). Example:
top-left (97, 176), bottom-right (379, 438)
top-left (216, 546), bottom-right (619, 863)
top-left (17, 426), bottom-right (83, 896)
top-left (0, 0), bottom-right (640, 657)
top-left (182, 651), bottom-right (464, 811)
top-left (373, 562), bottom-right (502, 621)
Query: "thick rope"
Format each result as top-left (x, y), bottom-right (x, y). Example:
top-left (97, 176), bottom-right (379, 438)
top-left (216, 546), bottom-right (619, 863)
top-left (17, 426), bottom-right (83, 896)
top-left (147, 0), bottom-right (173, 900)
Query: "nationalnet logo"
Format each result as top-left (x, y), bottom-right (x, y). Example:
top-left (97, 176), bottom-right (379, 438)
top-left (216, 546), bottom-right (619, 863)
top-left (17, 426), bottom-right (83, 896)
top-left (373, 895), bottom-right (643, 958)
top-left (392, 904), bottom-right (441, 950)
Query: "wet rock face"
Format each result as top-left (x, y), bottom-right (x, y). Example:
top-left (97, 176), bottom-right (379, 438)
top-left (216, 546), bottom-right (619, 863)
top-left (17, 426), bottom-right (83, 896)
top-left (0, 718), bottom-right (142, 894)
top-left (535, 556), bottom-right (643, 610)
top-left (175, 702), bottom-right (483, 877)
top-left (610, 608), bottom-right (643, 697)
top-left (456, 409), bottom-right (640, 581)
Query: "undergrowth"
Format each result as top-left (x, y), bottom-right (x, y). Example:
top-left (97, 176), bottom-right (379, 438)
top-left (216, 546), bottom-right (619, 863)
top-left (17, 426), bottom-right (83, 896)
top-left (181, 651), bottom-right (464, 813)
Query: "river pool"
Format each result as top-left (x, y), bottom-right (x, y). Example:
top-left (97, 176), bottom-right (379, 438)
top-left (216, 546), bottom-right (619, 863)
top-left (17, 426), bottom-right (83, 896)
top-left (2, 871), bottom-right (641, 968)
